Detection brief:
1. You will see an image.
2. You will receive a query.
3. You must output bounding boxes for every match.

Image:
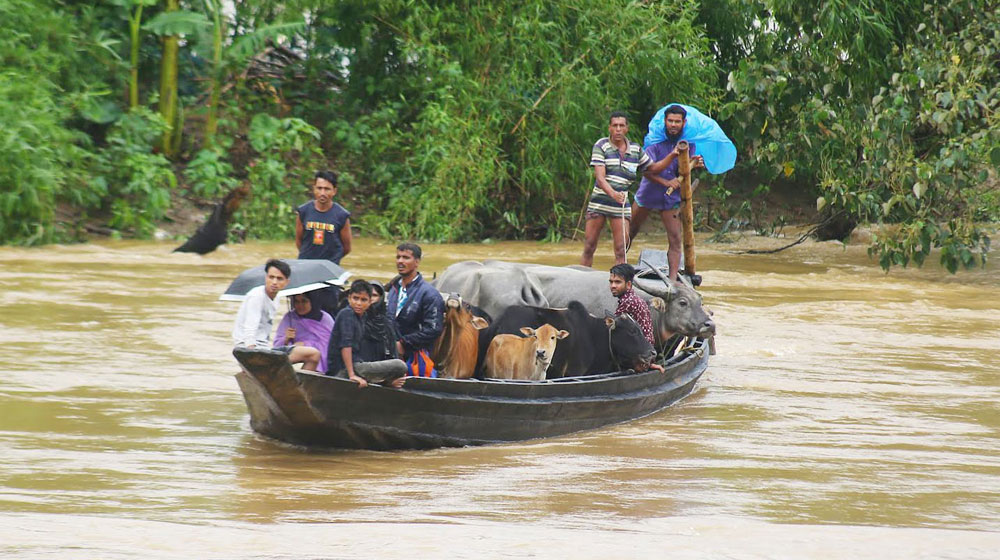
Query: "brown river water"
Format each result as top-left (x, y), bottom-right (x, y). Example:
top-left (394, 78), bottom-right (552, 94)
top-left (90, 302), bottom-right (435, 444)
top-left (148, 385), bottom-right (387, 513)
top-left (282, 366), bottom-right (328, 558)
top-left (1, 233), bottom-right (998, 559)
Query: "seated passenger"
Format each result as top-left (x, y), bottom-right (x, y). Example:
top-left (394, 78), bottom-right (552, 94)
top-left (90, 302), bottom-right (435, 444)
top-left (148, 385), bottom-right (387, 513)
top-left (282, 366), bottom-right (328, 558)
top-left (273, 292), bottom-right (335, 373)
top-left (327, 279), bottom-right (406, 388)
top-left (609, 263), bottom-right (663, 373)
top-left (233, 258), bottom-right (321, 371)
top-left (359, 283), bottom-right (400, 363)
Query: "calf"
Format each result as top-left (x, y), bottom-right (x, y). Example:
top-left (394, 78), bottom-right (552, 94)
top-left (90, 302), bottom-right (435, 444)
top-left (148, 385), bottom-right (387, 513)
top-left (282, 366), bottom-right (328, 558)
top-left (432, 294), bottom-right (490, 379)
top-left (478, 301), bottom-right (655, 378)
top-left (484, 324), bottom-right (569, 381)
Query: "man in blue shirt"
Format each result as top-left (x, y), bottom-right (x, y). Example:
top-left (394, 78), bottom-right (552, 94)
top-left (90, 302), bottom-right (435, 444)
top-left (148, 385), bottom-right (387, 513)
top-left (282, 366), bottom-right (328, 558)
top-left (386, 243), bottom-right (445, 374)
top-left (629, 105), bottom-right (705, 280)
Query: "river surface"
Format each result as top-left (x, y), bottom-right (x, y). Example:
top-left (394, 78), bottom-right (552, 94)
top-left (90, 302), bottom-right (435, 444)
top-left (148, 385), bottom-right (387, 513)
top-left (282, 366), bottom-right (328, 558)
top-left (1, 234), bottom-right (998, 559)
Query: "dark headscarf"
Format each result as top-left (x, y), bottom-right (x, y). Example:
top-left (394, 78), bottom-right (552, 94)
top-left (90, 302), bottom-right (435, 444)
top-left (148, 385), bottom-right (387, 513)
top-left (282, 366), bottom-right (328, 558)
top-left (292, 291), bottom-right (324, 321)
top-left (362, 282), bottom-right (398, 360)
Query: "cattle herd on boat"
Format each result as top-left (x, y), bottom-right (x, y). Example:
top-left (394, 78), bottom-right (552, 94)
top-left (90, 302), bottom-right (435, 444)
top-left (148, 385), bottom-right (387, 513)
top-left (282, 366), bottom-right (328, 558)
top-left (232, 246), bottom-right (715, 385)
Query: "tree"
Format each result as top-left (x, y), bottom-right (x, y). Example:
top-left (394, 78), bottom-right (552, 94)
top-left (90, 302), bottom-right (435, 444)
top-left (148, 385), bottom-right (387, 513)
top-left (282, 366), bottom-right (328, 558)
top-left (111, 0), bottom-right (157, 109)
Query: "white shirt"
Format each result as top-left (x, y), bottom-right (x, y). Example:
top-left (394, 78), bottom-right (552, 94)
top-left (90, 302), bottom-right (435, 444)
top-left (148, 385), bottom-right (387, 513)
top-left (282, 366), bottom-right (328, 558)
top-left (232, 285), bottom-right (278, 347)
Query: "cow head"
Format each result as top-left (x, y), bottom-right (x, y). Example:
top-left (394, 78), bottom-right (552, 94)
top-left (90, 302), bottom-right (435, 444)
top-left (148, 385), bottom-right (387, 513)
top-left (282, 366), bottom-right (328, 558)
top-left (519, 324), bottom-right (569, 368)
top-left (648, 278), bottom-right (715, 342)
top-left (603, 313), bottom-right (656, 371)
top-left (442, 293), bottom-right (489, 328)
top-left (433, 293), bottom-right (489, 378)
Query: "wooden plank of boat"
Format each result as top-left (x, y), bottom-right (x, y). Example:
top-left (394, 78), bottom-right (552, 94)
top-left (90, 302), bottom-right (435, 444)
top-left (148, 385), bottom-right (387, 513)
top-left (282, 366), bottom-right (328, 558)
top-left (233, 338), bottom-right (709, 450)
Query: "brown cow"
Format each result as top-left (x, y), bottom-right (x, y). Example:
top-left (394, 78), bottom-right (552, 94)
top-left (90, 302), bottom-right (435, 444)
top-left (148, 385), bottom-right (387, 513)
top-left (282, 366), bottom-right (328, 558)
top-left (484, 323), bottom-right (569, 381)
top-left (432, 294), bottom-right (489, 379)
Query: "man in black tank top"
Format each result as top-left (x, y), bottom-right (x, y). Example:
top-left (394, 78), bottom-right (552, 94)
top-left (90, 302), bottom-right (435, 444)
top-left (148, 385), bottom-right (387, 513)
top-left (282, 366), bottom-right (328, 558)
top-left (295, 170), bottom-right (353, 315)
top-left (295, 170), bottom-right (352, 264)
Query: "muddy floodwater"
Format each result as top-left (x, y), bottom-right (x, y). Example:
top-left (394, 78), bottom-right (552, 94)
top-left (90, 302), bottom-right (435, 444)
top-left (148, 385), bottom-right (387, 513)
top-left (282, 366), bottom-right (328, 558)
top-left (1, 233), bottom-right (998, 559)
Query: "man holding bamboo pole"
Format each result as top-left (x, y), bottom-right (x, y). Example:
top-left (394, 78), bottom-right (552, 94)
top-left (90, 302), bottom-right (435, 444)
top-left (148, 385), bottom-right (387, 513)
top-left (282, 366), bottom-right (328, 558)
top-left (581, 111), bottom-right (681, 267)
top-left (629, 105), bottom-right (704, 280)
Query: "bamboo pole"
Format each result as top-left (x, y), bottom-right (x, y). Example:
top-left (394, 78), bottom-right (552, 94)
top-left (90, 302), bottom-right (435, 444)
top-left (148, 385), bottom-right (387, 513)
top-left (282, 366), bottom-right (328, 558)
top-left (158, 0), bottom-right (180, 157)
top-left (676, 140), bottom-right (696, 276)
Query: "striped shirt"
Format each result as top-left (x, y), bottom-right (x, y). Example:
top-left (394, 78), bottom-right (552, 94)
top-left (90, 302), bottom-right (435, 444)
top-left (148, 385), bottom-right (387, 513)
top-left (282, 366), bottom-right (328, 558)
top-left (587, 137), bottom-right (652, 217)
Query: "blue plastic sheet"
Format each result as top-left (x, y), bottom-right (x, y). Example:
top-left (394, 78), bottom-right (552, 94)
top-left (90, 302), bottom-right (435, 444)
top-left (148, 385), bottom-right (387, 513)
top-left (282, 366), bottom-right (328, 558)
top-left (643, 104), bottom-right (737, 174)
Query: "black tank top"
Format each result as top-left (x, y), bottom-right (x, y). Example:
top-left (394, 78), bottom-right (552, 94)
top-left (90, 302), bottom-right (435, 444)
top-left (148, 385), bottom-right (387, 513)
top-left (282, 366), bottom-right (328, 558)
top-left (297, 201), bottom-right (350, 263)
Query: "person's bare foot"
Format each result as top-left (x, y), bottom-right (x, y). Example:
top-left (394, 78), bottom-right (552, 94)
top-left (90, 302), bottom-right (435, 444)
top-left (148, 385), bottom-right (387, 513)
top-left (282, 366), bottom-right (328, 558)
top-left (390, 377), bottom-right (406, 389)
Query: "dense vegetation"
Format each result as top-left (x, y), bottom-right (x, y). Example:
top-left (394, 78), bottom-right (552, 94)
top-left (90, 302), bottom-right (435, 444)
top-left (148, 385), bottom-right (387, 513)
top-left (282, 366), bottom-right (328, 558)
top-left (0, 0), bottom-right (996, 272)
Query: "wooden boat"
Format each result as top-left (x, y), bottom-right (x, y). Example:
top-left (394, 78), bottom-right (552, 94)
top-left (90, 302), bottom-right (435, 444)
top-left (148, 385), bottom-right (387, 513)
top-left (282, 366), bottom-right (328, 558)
top-left (233, 338), bottom-right (709, 450)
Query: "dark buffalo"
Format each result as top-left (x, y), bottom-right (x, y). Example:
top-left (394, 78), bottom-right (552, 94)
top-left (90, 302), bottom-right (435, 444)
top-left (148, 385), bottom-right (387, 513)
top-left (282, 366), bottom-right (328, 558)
top-left (478, 301), bottom-right (655, 379)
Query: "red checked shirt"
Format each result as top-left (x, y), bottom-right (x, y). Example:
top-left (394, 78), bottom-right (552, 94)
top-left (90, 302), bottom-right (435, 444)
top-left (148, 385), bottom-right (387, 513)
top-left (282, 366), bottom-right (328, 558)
top-left (615, 288), bottom-right (654, 345)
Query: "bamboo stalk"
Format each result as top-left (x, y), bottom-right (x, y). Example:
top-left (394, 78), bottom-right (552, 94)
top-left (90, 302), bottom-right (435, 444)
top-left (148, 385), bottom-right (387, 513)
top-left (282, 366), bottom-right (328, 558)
top-left (676, 140), bottom-right (696, 276)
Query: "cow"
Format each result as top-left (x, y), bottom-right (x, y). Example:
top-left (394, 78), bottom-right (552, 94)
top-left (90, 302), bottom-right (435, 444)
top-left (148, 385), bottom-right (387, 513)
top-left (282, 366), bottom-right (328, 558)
top-left (431, 293), bottom-right (490, 379)
top-left (432, 260), bottom-right (715, 346)
top-left (478, 301), bottom-right (655, 379)
top-left (484, 324), bottom-right (569, 381)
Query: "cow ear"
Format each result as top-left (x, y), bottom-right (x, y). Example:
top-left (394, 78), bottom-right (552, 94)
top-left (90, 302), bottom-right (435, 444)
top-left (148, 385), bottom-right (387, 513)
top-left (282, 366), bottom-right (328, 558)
top-left (557, 330), bottom-right (569, 339)
top-left (520, 326), bottom-right (535, 336)
top-left (471, 316), bottom-right (489, 329)
top-left (604, 316), bottom-right (616, 329)
top-left (650, 297), bottom-right (666, 312)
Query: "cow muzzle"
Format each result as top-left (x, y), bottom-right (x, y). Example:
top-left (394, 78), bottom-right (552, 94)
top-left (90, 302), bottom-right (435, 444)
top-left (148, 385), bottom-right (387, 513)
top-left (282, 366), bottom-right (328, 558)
top-left (632, 349), bottom-right (657, 372)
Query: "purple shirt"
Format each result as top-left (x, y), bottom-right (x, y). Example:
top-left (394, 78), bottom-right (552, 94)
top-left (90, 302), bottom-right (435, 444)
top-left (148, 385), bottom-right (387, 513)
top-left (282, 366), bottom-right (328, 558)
top-left (635, 139), bottom-right (695, 211)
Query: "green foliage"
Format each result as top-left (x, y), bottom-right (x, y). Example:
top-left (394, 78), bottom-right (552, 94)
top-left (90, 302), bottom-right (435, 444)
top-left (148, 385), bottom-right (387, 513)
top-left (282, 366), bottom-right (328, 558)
top-left (817, 0), bottom-right (997, 272)
top-left (142, 9), bottom-right (210, 36)
top-left (0, 0), bottom-right (118, 244)
top-left (234, 114), bottom-right (325, 239)
top-left (92, 108), bottom-right (177, 236)
top-left (313, 0), bottom-right (717, 241)
top-left (3, 0), bottom-right (996, 279)
top-left (184, 147), bottom-right (238, 198)
top-left (710, 0), bottom-right (996, 272)
top-left (0, 73), bottom-right (70, 244)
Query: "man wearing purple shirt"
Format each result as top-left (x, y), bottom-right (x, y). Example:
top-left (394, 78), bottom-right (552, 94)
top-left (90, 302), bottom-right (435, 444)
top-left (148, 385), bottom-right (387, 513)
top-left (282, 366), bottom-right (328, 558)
top-left (629, 105), bottom-right (704, 280)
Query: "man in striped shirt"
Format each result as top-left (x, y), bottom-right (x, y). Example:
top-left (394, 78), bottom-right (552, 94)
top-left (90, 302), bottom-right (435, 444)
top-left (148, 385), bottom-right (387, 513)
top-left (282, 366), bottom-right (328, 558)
top-left (581, 111), bottom-right (677, 267)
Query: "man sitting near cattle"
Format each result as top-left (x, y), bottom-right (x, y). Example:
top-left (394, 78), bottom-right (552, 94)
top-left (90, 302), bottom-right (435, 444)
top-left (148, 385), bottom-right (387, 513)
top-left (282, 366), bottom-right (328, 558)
top-left (609, 263), bottom-right (663, 373)
top-left (387, 243), bottom-right (446, 377)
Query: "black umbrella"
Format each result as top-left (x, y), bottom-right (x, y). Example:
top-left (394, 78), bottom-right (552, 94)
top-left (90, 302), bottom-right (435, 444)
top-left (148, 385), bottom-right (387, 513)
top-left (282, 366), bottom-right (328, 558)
top-left (219, 259), bottom-right (351, 302)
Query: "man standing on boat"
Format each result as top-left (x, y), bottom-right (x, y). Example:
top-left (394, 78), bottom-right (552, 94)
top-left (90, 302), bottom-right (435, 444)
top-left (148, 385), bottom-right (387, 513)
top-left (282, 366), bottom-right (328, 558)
top-left (582, 111), bottom-right (679, 267)
top-left (295, 170), bottom-right (352, 314)
top-left (628, 105), bottom-right (704, 281)
top-left (609, 263), bottom-right (663, 373)
top-left (386, 243), bottom-right (445, 377)
top-left (232, 258), bottom-right (321, 371)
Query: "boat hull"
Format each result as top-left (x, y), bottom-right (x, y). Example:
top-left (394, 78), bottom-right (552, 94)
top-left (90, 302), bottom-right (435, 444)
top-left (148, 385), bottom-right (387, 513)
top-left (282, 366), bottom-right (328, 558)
top-left (234, 339), bottom-right (709, 450)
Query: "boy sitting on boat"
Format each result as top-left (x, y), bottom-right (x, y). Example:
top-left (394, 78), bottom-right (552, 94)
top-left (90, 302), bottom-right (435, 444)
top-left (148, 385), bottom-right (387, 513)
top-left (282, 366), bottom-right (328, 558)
top-left (327, 279), bottom-right (407, 388)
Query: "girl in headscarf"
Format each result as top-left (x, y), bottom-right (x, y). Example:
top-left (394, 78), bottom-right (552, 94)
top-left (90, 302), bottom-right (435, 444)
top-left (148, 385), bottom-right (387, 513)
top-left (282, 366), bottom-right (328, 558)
top-left (273, 291), bottom-right (335, 372)
top-left (359, 282), bottom-right (400, 362)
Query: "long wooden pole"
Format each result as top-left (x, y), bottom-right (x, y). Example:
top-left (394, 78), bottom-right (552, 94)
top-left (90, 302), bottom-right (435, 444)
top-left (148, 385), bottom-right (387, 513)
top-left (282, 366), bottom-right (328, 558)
top-left (676, 140), bottom-right (696, 276)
